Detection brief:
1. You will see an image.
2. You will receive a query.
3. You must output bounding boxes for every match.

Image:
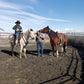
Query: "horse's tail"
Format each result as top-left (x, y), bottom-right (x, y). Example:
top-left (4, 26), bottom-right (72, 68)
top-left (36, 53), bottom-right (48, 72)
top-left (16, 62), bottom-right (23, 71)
top-left (62, 34), bottom-right (67, 52)
top-left (63, 41), bottom-right (67, 52)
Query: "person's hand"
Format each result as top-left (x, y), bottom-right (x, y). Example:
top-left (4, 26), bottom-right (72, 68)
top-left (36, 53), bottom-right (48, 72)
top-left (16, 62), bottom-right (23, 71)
top-left (40, 36), bottom-right (44, 40)
top-left (16, 28), bottom-right (20, 31)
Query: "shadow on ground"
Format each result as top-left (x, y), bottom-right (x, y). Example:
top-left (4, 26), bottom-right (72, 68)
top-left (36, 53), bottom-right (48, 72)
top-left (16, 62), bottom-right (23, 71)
top-left (40, 47), bottom-right (81, 84)
top-left (76, 46), bottom-right (84, 84)
top-left (1, 50), bottom-right (19, 57)
top-left (27, 49), bottom-right (51, 56)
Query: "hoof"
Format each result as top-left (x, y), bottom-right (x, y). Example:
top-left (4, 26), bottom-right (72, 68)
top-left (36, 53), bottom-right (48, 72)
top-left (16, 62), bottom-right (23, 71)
top-left (12, 54), bottom-right (14, 56)
top-left (20, 56), bottom-right (22, 59)
top-left (25, 56), bottom-right (27, 59)
top-left (56, 54), bottom-right (59, 58)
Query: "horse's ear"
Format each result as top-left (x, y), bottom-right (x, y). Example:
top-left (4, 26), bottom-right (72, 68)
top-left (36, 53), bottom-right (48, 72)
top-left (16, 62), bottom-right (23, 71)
top-left (30, 29), bottom-right (33, 31)
top-left (47, 26), bottom-right (49, 28)
top-left (31, 29), bottom-right (33, 31)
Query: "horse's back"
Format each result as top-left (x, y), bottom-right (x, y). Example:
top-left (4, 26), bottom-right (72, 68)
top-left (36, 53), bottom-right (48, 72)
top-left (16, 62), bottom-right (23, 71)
top-left (58, 33), bottom-right (67, 39)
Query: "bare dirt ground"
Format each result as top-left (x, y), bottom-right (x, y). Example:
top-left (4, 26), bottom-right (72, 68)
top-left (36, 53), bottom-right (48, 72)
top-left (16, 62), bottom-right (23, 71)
top-left (0, 42), bottom-right (83, 84)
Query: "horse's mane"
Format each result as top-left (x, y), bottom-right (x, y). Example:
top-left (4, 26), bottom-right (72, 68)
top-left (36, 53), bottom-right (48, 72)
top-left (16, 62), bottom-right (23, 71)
top-left (24, 28), bottom-right (34, 40)
top-left (24, 29), bottom-right (31, 39)
top-left (24, 30), bottom-right (29, 37)
top-left (49, 29), bottom-right (58, 37)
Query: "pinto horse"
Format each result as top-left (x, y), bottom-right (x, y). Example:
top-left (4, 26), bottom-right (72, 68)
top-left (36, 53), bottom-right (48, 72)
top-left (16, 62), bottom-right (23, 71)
top-left (9, 29), bottom-right (35, 59)
top-left (38, 26), bottom-right (68, 57)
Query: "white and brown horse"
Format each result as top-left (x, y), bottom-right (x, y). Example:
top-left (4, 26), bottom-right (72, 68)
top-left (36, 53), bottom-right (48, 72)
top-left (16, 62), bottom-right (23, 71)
top-left (9, 29), bottom-right (35, 59)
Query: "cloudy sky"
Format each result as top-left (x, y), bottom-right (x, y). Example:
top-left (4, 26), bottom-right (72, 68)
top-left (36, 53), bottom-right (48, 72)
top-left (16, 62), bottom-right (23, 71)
top-left (0, 0), bottom-right (84, 33)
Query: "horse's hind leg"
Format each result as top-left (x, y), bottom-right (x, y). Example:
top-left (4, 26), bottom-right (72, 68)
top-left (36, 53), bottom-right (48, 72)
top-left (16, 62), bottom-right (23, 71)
top-left (65, 42), bottom-right (67, 49)
top-left (11, 44), bottom-right (14, 56)
top-left (51, 44), bottom-right (55, 56)
top-left (55, 44), bottom-right (59, 57)
top-left (24, 48), bottom-right (27, 58)
top-left (12, 48), bottom-right (14, 56)
top-left (61, 45), bottom-right (64, 53)
top-left (63, 42), bottom-right (67, 52)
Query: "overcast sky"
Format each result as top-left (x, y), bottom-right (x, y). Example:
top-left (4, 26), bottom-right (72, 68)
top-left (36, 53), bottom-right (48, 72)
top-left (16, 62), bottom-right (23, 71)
top-left (0, 0), bottom-right (84, 33)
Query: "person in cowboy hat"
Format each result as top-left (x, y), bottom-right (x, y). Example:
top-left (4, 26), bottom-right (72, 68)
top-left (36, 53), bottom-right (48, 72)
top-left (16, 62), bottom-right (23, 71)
top-left (12, 20), bottom-right (22, 46)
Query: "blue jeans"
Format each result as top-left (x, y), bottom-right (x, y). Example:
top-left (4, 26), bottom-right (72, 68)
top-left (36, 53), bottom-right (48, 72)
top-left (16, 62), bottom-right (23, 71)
top-left (15, 33), bottom-right (19, 39)
top-left (37, 42), bottom-right (43, 56)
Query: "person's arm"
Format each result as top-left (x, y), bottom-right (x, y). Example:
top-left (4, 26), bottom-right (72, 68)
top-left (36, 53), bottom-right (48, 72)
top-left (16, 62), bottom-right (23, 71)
top-left (36, 36), bottom-right (38, 42)
top-left (20, 26), bottom-right (22, 29)
top-left (20, 26), bottom-right (23, 32)
top-left (40, 36), bottom-right (44, 40)
top-left (12, 25), bottom-right (16, 30)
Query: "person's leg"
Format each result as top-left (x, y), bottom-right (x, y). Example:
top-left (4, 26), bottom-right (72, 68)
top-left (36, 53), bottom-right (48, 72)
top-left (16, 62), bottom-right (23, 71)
top-left (15, 33), bottom-right (19, 46)
top-left (40, 43), bottom-right (43, 56)
top-left (37, 43), bottom-right (40, 56)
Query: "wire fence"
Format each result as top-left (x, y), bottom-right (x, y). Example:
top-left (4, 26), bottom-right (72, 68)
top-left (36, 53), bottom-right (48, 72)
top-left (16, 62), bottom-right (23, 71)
top-left (67, 33), bottom-right (84, 47)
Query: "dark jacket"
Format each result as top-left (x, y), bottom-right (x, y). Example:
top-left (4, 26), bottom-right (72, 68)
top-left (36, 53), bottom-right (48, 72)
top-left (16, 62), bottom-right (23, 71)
top-left (12, 25), bottom-right (22, 33)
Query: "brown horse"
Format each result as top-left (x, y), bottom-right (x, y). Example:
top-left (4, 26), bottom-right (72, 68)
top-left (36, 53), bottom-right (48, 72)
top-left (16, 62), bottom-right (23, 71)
top-left (38, 26), bottom-right (68, 57)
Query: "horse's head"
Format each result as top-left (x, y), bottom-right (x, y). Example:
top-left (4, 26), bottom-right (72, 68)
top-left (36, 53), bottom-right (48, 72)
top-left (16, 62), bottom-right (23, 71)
top-left (38, 26), bottom-right (50, 34)
top-left (28, 29), bottom-right (35, 39)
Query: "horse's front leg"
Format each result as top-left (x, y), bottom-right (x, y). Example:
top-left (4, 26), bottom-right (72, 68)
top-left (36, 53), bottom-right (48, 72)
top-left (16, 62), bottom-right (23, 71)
top-left (50, 40), bottom-right (55, 56)
top-left (51, 44), bottom-right (55, 56)
top-left (55, 43), bottom-right (59, 57)
top-left (20, 45), bottom-right (23, 59)
top-left (24, 48), bottom-right (27, 58)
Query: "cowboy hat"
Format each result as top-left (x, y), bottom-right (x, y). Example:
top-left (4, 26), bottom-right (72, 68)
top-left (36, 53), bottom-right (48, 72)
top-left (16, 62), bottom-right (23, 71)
top-left (15, 20), bottom-right (21, 24)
